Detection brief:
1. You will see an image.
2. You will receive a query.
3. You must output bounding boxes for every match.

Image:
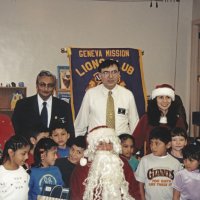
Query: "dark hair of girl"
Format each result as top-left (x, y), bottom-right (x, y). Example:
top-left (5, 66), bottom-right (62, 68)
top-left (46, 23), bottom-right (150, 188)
top-left (0, 135), bottom-right (30, 164)
top-left (183, 144), bottom-right (200, 163)
top-left (33, 137), bottom-right (58, 167)
top-left (147, 98), bottom-right (179, 128)
top-left (118, 133), bottom-right (135, 146)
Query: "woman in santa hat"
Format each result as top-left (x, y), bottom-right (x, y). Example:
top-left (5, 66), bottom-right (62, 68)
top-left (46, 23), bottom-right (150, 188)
top-left (132, 84), bottom-right (187, 155)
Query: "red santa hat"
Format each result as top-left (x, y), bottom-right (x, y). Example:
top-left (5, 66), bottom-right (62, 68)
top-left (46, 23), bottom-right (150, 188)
top-left (151, 84), bottom-right (175, 101)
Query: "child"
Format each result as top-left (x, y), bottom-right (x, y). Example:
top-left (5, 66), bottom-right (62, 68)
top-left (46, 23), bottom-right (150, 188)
top-left (28, 137), bottom-right (64, 200)
top-left (26, 128), bottom-right (49, 168)
top-left (119, 133), bottom-right (139, 172)
top-left (135, 127), bottom-right (182, 200)
top-left (50, 119), bottom-right (70, 158)
top-left (172, 144), bottom-right (200, 200)
top-left (0, 135), bottom-right (30, 200)
top-left (170, 127), bottom-right (187, 167)
top-left (55, 136), bottom-right (87, 187)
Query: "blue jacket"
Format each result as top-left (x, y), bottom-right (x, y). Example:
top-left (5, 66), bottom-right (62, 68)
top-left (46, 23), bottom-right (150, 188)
top-left (28, 166), bottom-right (63, 200)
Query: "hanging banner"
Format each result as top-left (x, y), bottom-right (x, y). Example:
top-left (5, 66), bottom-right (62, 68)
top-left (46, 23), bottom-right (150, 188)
top-left (67, 47), bottom-right (147, 120)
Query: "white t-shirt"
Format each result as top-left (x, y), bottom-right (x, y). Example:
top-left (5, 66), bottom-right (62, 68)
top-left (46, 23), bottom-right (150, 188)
top-left (75, 84), bottom-right (139, 136)
top-left (135, 153), bottom-right (181, 200)
top-left (0, 165), bottom-right (29, 200)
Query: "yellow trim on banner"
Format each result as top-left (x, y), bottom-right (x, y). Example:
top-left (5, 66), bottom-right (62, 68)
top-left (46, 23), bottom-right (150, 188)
top-left (138, 49), bottom-right (148, 112)
top-left (65, 47), bottom-right (75, 122)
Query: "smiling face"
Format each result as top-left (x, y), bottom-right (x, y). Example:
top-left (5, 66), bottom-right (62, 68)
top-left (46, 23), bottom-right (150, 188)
top-left (156, 96), bottom-right (172, 113)
top-left (36, 76), bottom-right (55, 101)
top-left (42, 147), bottom-right (58, 167)
top-left (150, 139), bottom-right (171, 157)
top-left (68, 145), bottom-right (85, 164)
top-left (99, 64), bottom-right (120, 90)
top-left (171, 136), bottom-right (187, 152)
top-left (9, 145), bottom-right (30, 169)
top-left (121, 138), bottom-right (134, 159)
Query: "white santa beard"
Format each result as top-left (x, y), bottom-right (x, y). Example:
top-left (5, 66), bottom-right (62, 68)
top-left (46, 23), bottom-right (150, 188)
top-left (83, 151), bottom-right (134, 200)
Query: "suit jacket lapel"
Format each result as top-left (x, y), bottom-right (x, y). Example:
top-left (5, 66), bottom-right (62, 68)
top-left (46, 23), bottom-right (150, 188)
top-left (49, 97), bottom-right (55, 127)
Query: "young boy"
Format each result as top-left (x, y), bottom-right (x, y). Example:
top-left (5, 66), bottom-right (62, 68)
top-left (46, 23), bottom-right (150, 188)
top-left (169, 127), bottom-right (187, 167)
top-left (50, 119), bottom-right (70, 158)
top-left (135, 127), bottom-right (182, 200)
top-left (26, 128), bottom-right (49, 168)
top-left (55, 136), bottom-right (86, 187)
top-left (119, 133), bottom-right (139, 172)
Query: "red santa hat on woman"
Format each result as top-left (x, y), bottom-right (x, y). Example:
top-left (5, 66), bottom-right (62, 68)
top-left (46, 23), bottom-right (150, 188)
top-left (151, 84), bottom-right (175, 101)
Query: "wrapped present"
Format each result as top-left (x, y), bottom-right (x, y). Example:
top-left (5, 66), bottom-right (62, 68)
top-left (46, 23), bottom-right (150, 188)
top-left (37, 184), bottom-right (70, 200)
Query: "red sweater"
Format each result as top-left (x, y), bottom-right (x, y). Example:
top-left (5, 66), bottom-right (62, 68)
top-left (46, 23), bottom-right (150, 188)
top-left (70, 156), bottom-right (141, 200)
top-left (132, 114), bottom-right (186, 154)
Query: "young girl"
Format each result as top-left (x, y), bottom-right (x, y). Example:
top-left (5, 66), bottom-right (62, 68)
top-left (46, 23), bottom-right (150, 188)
top-left (119, 133), bottom-right (139, 171)
top-left (172, 143), bottom-right (200, 200)
top-left (0, 135), bottom-right (30, 200)
top-left (28, 137), bottom-right (64, 200)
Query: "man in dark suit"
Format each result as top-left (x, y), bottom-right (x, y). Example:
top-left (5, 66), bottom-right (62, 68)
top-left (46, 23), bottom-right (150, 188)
top-left (12, 70), bottom-right (75, 142)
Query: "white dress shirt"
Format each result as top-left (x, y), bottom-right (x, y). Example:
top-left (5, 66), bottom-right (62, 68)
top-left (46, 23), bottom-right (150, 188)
top-left (75, 84), bottom-right (139, 136)
top-left (37, 94), bottom-right (52, 128)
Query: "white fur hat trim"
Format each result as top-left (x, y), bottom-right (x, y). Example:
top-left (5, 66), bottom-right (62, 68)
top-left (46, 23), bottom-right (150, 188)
top-left (80, 157), bottom-right (87, 166)
top-left (159, 116), bottom-right (167, 124)
top-left (151, 88), bottom-right (175, 101)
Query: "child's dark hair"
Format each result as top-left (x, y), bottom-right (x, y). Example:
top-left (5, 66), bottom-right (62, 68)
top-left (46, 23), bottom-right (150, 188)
top-left (27, 127), bottom-right (49, 139)
top-left (0, 135), bottom-right (30, 164)
top-left (33, 137), bottom-right (58, 167)
top-left (50, 118), bottom-right (68, 136)
top-left (149, 127), bottom-right (171, 144)
top-left (118, 133), bottom-right (135, 146)
top-left (71, 136), bottom-right (87, 149)
top-left (183, 144), bottom-right (200, 169)
top-left (26, 127), bottom-right (49, 149)
top-left (171, 127), bottom-right (187, 140)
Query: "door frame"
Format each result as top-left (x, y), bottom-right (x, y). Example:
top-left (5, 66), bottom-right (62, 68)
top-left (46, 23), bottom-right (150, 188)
top-left (190, 19), bottom-right (200, 137)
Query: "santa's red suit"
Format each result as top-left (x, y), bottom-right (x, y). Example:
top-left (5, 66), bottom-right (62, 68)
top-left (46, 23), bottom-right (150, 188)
top-left (70, 155), bottom-right (141, 200)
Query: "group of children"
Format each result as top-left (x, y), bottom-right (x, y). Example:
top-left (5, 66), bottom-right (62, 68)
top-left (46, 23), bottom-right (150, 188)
top-left (119, 127), bottom-right (200, 200)
top-left (0, 124), bottom-right (200, 200)
top-left (0, 119), bottom-right (86, 200)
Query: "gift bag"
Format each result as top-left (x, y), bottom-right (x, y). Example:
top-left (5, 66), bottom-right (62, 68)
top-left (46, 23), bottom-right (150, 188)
top-left (37, 184), bottom-right (70, 200)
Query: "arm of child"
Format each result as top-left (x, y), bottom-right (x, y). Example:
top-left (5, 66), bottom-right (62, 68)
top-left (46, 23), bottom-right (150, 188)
top-left (172, 188), bottom-right (180, 200)
top-left (139, 182), bottom-right (145, 200)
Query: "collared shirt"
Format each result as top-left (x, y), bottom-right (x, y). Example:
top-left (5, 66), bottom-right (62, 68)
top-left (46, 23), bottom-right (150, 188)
top-left (37, 94), bottom-right (52, 128)
top-left (75, 84), bottom-right (139, 136)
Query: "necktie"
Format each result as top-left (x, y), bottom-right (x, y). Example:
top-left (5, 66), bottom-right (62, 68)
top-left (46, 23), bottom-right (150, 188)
top-left (106, 91), bottom-right (115, 129)
top-left (41, 102), bottom-right (48, 128)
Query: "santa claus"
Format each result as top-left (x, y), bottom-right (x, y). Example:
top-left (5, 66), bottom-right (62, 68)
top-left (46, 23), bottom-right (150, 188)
top-left (70, 126), bottom-right (141, 200)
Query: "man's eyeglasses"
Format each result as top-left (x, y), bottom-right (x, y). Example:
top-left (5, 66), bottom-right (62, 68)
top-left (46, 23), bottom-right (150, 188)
top-left (101, 70), bottom-right (119, 77)
top-left (38, 82), bottom-right (55, 89)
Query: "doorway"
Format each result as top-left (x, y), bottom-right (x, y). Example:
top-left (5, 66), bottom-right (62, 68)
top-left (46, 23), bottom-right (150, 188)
top-left (190, 19), bottom-right (200, 137)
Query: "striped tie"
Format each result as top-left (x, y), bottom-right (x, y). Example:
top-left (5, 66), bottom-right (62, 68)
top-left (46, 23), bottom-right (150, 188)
top-left (106, 91), bottom-right (115, 129)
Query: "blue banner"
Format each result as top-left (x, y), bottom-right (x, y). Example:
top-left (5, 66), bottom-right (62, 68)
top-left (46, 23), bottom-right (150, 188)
top-left (68, 48), bottom-right (147, 120)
